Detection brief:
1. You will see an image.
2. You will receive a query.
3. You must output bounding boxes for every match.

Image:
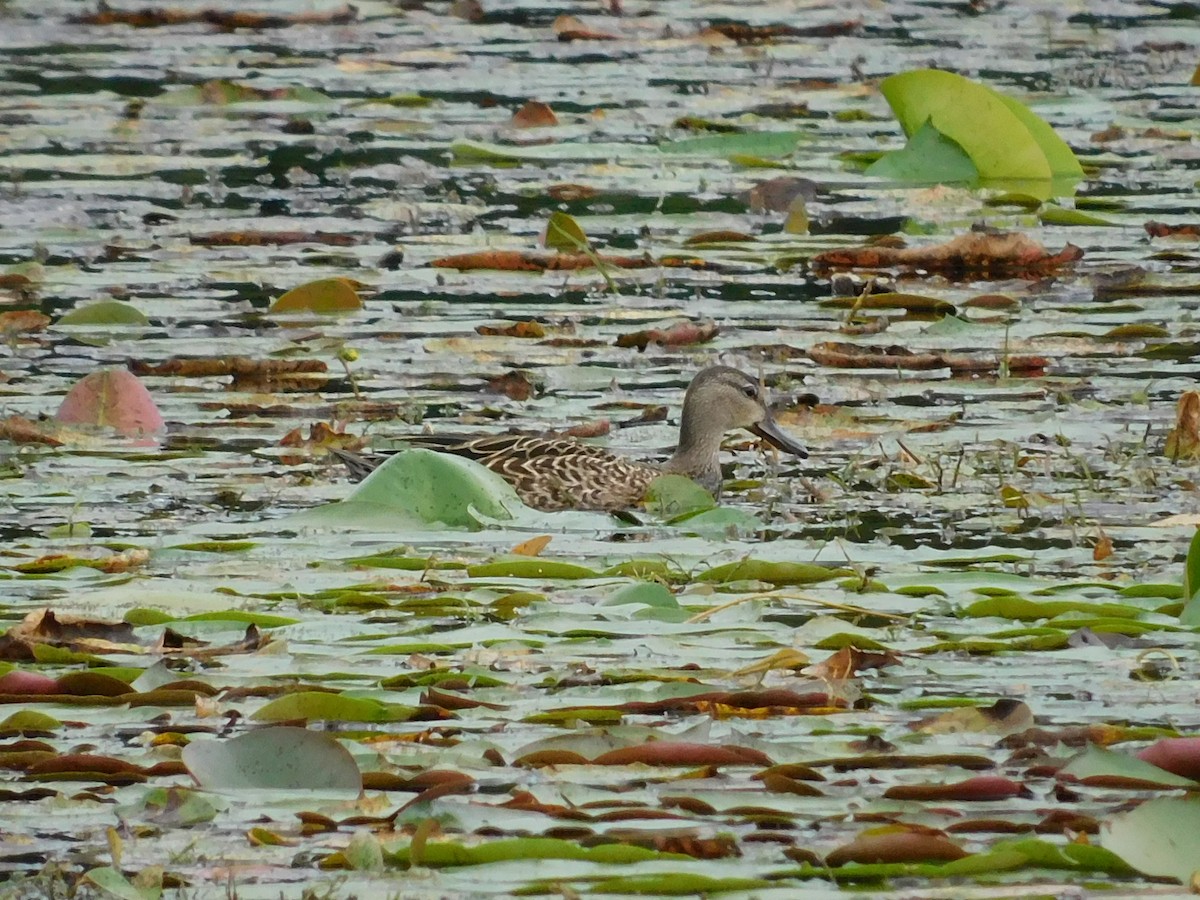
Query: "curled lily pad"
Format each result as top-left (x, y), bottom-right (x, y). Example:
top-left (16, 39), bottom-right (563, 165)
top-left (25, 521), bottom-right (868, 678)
top-left (868, 68), bottom-right (1083, 193)
top-left (298, 449), bottom-right (523, 530)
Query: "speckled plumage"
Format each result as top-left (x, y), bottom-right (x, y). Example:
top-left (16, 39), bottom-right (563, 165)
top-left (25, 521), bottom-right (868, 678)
top-left (334, 366), bottom-right (808, 512)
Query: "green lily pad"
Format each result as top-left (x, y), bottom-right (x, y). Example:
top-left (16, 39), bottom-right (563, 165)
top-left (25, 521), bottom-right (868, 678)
top-left (1180, 529), bottom-right (1200, 625)
top-left (1103, 797), bottom-right (1200, 884)
top-left (252, 691), bottom-right (415, 723)
top-left (699, 560), bottom-right (845, 586)
top-left (181, 725), bottom-right (362, 795)
top-left (659, 130), bottom-right (810, 159)
top-left (299, 449), bottom-right (523, 530)
top-left (57, 300), bottom-right (150, 326)
top-left (865, 119), bottom-right (979, 185)
top-left (869, 68), bottom-right (1083, 192)
top-left (1059, 744), bottom-right (1197, 788)
top-left (643, 474), bottom-right (715, 519)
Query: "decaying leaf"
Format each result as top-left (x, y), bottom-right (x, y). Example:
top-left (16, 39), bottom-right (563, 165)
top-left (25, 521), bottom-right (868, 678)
top-left (0, 415), bottom-right (63, 446)
top-left (553, 14), bottom-right (619, 41)
top-left (546, 183), bottom-right (599, 201)
top-left (825, 826), bottom-right (967, 866)
top-left (804, 646), bottom-right (901, 680)
top-left (130, 357), bottom-right (328, 392)
top-left (511, 100), bottom-right (558, 128)
top-left (70, 4), bottom-right (358, 28)
top-left (485, 370), bottom-right (536, 401)
top-left (808, 341), bottom-right (1048, 375)
top-left (190, 230), bottom-right (355, 247)
top-left (1165, 391), bottom-right (1200, 461)
top-left (476, 320), bottom-right (546, 338)
top-left (279, 422), bottom-right (365, 465)
top-left (913, 699), bottom-right (1034, 737)
top-left (704, 20), bottom-right (861, 44)
top-left (0, 310), bottom-right (50, 337)
top-left (429, 250), bottom-right (712, 271)
top-left (741, 175), bottom-right (817, 213)
top-left (1145, 221), bottom-right (1200, 239)
top-left (812, 231), bottom-right (1083, 278)
top-left (511, 535), bottom-right (552, 557)
top-left (730, 648), bottom-right (811, 678)
top-left (615, 321), bottom-right (719, 351)
top-left (0, 609), bottom-right (141, 661)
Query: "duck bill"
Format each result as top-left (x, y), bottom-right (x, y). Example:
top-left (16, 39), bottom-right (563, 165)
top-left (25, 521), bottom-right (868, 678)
top-left (751, 417), bottom-right (808, 458)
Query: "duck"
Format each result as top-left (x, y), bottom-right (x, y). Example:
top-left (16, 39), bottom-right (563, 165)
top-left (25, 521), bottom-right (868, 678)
top-left (332, 365), bottom-right (807, 512)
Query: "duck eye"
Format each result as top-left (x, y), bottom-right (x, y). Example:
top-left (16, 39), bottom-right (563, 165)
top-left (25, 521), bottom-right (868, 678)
top-left (741, 384), bottom-right (758, 399)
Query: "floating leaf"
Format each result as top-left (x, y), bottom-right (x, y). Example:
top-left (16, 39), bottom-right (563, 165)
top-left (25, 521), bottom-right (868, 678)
top-left (57, 300), bottom-right (150, 326)
top-left (1103, 797), bottom-right (1200, 884)
top-left (1040, 205), bottom-right (1120, 227)
top-left (1059, 744), bottom-right (1196, 788)
top-left (252, 691), bottom-right (414, 723)
top-left (467, 559), bottom-right (598, 579)
top-left (698, 560), bottom-right (845, 586)
top-left (643, 474), bottom-right (715, 519)
top-left (660, 130), bottom-right (810, 159)
top-left (182, 726), bottom-right (362, 794)
top-left (386, 836), bottom-right (687, 867)
top-left (1136, 737), bottom-right (1200, 780)
top-left (81, 866), bottom-right (161, 900)
top-left (589, 874), bottom-right (772, 894)
top-left (55, 368), bottom-right (165, 438)
top-left (268, 278), bottom-right (362, 314)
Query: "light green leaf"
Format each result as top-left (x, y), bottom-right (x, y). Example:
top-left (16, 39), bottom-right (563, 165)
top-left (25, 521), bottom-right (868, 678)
top-left (1058, 744), bottom-right (1196, 788)
top-left (603, 581), bottom-right (678, 609)
top-left (301, 449), bottom-right (523, 530)
top-left (1039, 205), bottom-right (1120, 227)
top-left (1180, 529), bottom-right (1200, 625)
top-left (865, 119), bottom-right (978, 184)
top-left (82, 866), bottom-right (161, 900)
top-left (643, 474), bottom-right (715, 519)
top-left (57, 300), bottom-right (150, 326)
top-left (251, 691), bottom-right (414, 723)
top-left (182, 725), bottom-right (362, 794)
top-left (699, 560), bottom-right (845, 586)
top-left (659, 130), bottom-right (810, 159)
top-left (873, 68), bottom-right (1083, 190)
top-left (1103, 797), bottom-right (1200, 883)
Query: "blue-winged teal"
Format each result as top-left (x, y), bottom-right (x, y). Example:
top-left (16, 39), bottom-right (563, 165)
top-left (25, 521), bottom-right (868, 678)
top-left (334, 366), bottom-right (807, 512)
